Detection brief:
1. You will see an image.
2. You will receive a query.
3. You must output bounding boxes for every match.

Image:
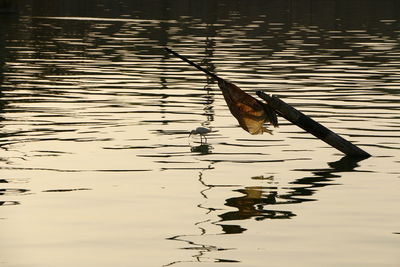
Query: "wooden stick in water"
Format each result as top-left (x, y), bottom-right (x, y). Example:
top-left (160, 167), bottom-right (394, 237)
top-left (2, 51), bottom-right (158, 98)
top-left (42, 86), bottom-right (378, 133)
top-left (165, 47), bottom-right (369, 157)
top-left (256, 91), bottom-right (371, 158)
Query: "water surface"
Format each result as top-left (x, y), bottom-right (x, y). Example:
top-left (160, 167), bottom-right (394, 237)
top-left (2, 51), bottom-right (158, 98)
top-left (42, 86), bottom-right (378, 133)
top-left (1, 1), bottom-right (399, 266)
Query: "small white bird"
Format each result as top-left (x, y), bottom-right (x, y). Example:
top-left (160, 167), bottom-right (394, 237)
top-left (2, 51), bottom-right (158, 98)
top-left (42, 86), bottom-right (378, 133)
top-left (189, 127), bottom-right (211, 143)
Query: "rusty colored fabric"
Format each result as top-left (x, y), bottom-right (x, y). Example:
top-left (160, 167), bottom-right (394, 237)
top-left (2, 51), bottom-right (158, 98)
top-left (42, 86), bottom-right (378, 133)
top-left (218, 79), bottom-right (278, 135)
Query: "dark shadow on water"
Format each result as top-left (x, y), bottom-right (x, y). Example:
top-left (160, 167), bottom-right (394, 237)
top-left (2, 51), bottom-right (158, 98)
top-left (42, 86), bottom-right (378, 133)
top-left (0, 201), bottom-right (20, 206)
top-left (14, 0), bottom-right (400, 29)
top-left (288, 155), bottom-right (371, 200)
top-left (216, 156), bottom-right (367, 234)
top-left (42, 188), bottom-right (91, 193)
top-left (219, 187), bottom-right (296, 225)
top-left (190, 143), bottom-right (213, 155)
top-left (0, 185), bottom-right (29, 208)
top-left (165, 156), bottom-right (367, 265)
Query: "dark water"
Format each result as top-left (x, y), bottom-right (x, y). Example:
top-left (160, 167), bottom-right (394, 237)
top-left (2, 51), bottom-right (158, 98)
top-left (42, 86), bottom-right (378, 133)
top-left (0, 1), bottom-right (399, 266)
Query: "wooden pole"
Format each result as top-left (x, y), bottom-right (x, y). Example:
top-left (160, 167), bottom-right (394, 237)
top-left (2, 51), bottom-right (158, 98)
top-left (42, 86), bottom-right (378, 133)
top-left (165, 47), bottom-right (222, 81)
top-left (165, 47), bottom-right (370, 158)
top-left (256, 91), bottom-right (371, 158)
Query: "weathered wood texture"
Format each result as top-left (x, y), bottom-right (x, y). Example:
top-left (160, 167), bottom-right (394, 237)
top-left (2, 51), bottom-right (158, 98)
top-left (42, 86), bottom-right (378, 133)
top-left (257, 91), bottom-right (371, 158)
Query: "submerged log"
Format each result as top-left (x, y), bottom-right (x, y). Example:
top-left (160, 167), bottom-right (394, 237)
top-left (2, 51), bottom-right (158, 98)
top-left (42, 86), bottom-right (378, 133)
top-left (256, 91), bottom-right (371, 158)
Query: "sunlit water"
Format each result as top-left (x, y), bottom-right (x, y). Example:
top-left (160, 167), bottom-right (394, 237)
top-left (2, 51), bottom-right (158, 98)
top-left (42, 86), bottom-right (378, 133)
top-left (1, 2), bottom-right (399, 266)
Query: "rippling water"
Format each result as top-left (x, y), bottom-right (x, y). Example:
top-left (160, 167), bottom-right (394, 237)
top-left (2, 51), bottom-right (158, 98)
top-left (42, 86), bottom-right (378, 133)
top-left (1, 1), bottom-right (399, 266)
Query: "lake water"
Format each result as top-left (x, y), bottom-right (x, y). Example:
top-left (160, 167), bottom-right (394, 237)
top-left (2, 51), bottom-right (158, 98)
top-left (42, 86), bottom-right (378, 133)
top-left (1, 1), bottom-right (399, 266)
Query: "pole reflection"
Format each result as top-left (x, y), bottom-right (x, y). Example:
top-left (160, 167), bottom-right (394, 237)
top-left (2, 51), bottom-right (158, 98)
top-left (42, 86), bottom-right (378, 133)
top-left (165, 156), bottom-right (367, 265)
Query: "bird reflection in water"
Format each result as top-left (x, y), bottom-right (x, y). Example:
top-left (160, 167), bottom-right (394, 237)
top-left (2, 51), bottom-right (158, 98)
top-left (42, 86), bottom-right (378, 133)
top-left (190, 143), bottom-right (213, 155)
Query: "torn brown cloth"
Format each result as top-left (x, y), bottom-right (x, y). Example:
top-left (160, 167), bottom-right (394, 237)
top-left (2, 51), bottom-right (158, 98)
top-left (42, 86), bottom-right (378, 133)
top-left (218, 79), bottom-right (278, 135)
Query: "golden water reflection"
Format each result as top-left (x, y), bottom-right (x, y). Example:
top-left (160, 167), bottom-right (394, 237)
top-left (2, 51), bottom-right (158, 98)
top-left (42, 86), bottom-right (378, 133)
top-left (1, 1), bottom-right (400, 266)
